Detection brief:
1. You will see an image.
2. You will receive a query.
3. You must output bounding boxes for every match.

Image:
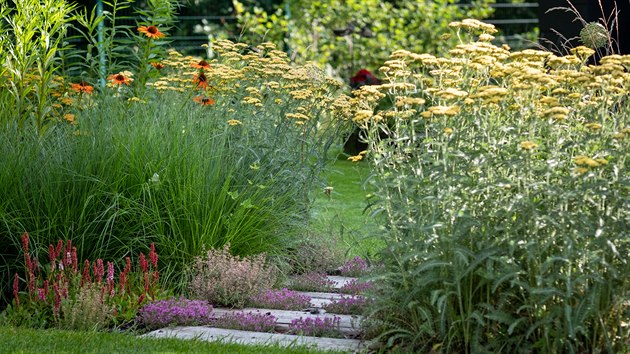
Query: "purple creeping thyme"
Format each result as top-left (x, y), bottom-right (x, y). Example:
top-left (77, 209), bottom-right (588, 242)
top-left (338, 256), bottom-right (369, 277)
top-left (339, 278), bottom-right (374, 295)
top-left (211, 311), bottom-right (277, 332)
top-left (288, 316), bottom-right (343, 338)
top-left (322, 295), bottom-right (372, 315)
top-left (138, 297), bottom-right (213, 330)
top-left (248, 288), bottom-right (312, 310)
top-left (289, 272), bottom-right (336, 292)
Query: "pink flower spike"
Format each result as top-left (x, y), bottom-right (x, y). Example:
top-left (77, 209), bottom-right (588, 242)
top-left (149, 243), bottom-right (158, 268)
top-left (20, 233), bottom-right (29, 253)
top-left (107, 261), bottom-right (114, 283)
top-left (12, 273), bottom-right (20, 307)
top-left (139, 252), bottom-right (148, 272)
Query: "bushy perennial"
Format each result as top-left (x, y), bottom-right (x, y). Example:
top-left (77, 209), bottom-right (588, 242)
top-left (188, 245), bottom-right (277, 308)
top-left (138, 298), bottom-right (213, 330)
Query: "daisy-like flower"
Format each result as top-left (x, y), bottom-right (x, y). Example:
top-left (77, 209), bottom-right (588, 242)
top-left (107, 73), bottom-right (132, 86)
top-left (193, 96), bottom-right (215, 106)
top-left (137, 25), bottom-right (165, 39)
top-left (150, 62), bottom-right (164, 70)
top-left (70, 81), bottom-right (94, 94)
top-left (191, 60), bottom-right (211, 70)
top-left (193, 72), bottom-right (209, 89)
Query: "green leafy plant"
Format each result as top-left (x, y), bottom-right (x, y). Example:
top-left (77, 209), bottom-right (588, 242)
top-left (352, 19), bottom-right (630, 353)
top-left (1, 0), bottom-right (76, 133)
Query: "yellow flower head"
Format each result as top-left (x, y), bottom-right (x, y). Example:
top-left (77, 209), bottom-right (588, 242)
top-left (520, 141), bottom-right (538, 151)
top-left (227, 119), bottom-right (242, 126)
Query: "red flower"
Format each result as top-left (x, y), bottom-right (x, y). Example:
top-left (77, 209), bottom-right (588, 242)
top-left (193, 95), bottom-right (215, 106)
top-left (70, 81), bottom-right (94, 94)
top-left (350, 69), bottom-right (381, 89)
top-left (193, 72), bottom-right (209, 89)
top-left (138, 25), bottom-right (165, 39)
top-left (150, 62), bottom-right (164, 70)
top-left (107, 73), bottom-right (132, 86)
top-left (191, 60), bottom-right (211, 70)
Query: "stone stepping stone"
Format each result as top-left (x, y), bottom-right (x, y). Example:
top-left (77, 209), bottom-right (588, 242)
top-left (210, 308), bottom-right (363, 336)
top-left (296, 291), bottom-right (364, 308)
top-left (143, 326), bottom-right (365, 353)
top-left (327, 276), bottom-right (357, 288)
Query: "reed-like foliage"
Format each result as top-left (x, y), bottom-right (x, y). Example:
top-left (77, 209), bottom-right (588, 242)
top-left (350, 19), bottom-right (630, 353)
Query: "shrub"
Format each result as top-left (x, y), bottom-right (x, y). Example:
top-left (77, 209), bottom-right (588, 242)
top-left (288, 316), bottom-right (342, 338)
top-left (211, 311), bottom-right (277, 333)
top-left (188, 245), bottom-right (277, 308)
top-left (248, 289), bottom-right (311, 311)
top-left (352, 18), bottom-right (630, 353)
top-left (60, 283), bottom-right (114, 331)
top-left (138, 298), bottom-right (213, 330)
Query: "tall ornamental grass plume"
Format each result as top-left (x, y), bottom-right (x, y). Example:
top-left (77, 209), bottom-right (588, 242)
top-left (345, 18), bottom-right (630, 353)
top-left (188, 245), bottom-right (277, 308)
top-left (0, 29), bottom-right (346, 302)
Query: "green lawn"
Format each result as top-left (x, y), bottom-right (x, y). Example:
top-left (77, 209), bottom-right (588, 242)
top-left (311, 158), bottom-right (385, 258)
top-left (0, 326), bottom-right (343, 353)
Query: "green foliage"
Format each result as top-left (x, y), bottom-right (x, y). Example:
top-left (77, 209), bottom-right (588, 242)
top-left (0, 0), bottom-right (76, 133)
top-left (0, 326), bottom-right (343, 353)
top-left (234, 0), bottom-right (495, 80)
top-left (354, 21), bottom-right (630, 352)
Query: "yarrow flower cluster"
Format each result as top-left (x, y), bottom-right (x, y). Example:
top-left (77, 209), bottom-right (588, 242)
top-left (288, 316), bottom-right (342, 338)
top-left (138, 298), bottom-right (213, 330)
top-left (212, 311), bottom-right (277, 333)
top-left (338, 256), bottom-right (370, 277)
top-left (248, 288), bottom-right (312, 311)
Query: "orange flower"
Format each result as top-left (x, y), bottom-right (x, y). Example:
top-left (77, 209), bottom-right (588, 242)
top-left (193, 95), bottom-right (215, 106)
top-left (193, 72), bottom-right (209, 89)
top-left (191, 60), bottom-right (211, 70)
top-left (70, 81), bottom-right (94, 94)
top-left (137, 25), bottom-right (165, 39)
top-left (107, 73), bottom-right (132, 86)
top-left (64, 113), bottom-right (76, 124)
top-left (150, 62), bottom-right (164, 70)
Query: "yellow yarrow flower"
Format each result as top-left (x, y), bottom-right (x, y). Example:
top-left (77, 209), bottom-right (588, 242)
top-left (584, 122), bottom-right (602, 131)
top-left (347, 155), bottom-right (363, 162)
top-left (227, 119), bottom-right (242, 126)
top-left (520, 141), bottom-right (537, 150)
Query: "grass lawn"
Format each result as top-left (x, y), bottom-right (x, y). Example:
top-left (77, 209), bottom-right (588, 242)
top-left (311, 158), bottom-right (385, 259)
top-left (0, 326), bottom-right (343, 353)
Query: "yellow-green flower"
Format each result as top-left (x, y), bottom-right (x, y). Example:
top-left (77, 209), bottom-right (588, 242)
top-left (520, 141), bottom-right (537, 151)
top-left (227, 119), bottom-right (242, 126)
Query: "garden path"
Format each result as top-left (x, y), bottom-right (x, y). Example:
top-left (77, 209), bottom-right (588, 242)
top-left (142, 275), bottom-right (368, 353)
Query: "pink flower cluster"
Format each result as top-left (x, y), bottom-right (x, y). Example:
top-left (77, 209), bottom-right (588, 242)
top-left (248, 288), bottom-right (312, 310)
top-left (323, 295), bottom-right (371, 315)
top-left (212, 311), bottom-right (277, 333)
top-left (338, 256), bottom-right (369, 277)
top-left (288, 316), bottom-right (342, 338)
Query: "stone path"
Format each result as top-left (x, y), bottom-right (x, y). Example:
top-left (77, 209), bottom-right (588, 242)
top-left (142, 275), bottom-right (368, 353)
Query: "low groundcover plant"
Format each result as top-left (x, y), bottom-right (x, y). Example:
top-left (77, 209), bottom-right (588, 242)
top-left (288, 316), bottom-right (343, 338)
top-left (138, 298), bottom-right (213, 330)
top-left (211, 311), bottom-right (277, 333)
top-left (248, 288), bottom-right (311, 311)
